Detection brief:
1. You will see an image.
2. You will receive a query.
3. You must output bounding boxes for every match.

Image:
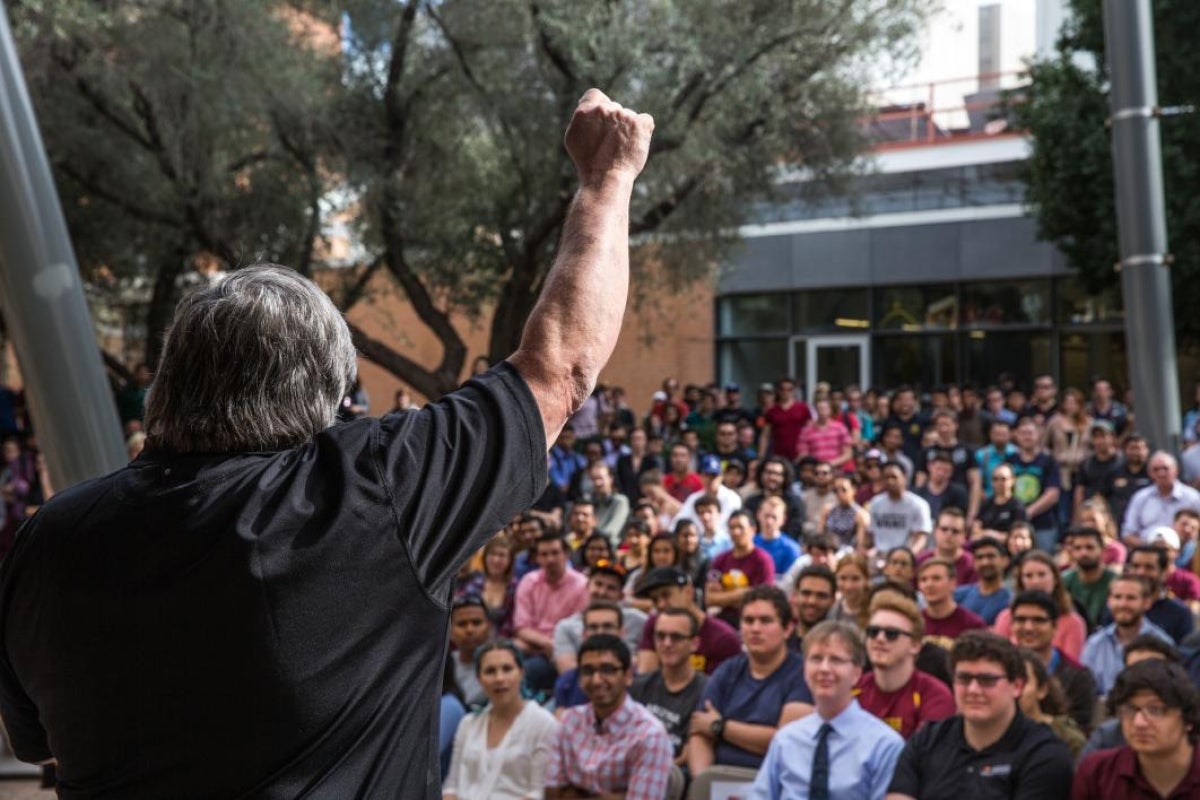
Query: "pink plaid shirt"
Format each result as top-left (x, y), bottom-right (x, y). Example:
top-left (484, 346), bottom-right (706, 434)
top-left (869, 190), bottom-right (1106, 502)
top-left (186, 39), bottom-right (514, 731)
top-left (796, 419), bottom-right (850, 463)
top-left (546, 697), bottom-right (673, 800)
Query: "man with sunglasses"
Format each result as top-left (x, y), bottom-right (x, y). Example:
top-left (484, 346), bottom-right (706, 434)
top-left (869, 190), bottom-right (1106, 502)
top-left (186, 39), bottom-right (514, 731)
top-left (630, 607), bottom-right (707, 766)
top-left (886, 631), bottom-right (1074, 800)
top-left (1072, 659), bottom-right (1200, 800)
top-left (856, 597), bottom-right (955, 739)
top-left (546, 635), bottom-right (673, 800)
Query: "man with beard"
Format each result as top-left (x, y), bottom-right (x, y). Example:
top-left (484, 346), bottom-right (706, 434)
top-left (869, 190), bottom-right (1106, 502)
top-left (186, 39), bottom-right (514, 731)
top-left (953, 537), bottom-right (1010, 625)
top-left (743, 457), bottom-right (806, 539)
top-left (1107, 434), bottom-right (1153, 533)
top-left (1063, 527), bottom-right (1119, 631)
top-left (801, 461), bottom-right (838, 536)
top-left (1124, 545), bottom-right (1194, 644)
top-left (1122, 452), bottom-right (1200, 546)
top-left (1081, 575), bottom-right (1172, 695)
top-left (856, 596), bottom-right (955, 739)
top-left (787, 565), bottom-right (837, 647)
top-left (1009, 590), bottom-right (1096, 733)
top-left (884, 386), bottom-right (927, 466)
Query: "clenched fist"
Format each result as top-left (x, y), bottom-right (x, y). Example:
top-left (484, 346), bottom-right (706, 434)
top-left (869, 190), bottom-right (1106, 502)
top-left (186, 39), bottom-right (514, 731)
top-left (564, 89), bottom-right (654, 187)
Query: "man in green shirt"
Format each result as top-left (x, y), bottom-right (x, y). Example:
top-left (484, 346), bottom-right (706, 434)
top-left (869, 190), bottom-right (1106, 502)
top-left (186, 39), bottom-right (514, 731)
top-left (1062, 527), bottom-right (1117, 631)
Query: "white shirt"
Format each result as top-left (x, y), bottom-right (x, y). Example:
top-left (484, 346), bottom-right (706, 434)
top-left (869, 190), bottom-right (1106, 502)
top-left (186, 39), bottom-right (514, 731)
top-left (443, 701), bottom-right (558, 800)
top-left (868, 491), bottom-right (932, 552)
top-left (1121, 481), bottom-right (1200, 538)
top-left (671, 484), bottom-right (743, 536)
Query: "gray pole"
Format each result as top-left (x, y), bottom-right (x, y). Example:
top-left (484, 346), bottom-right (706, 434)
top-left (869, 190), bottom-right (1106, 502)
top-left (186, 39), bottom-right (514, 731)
top-left (1102, 0), bottom-right (1180, 453)
top-left (0, 5), bottom-right (126, 488)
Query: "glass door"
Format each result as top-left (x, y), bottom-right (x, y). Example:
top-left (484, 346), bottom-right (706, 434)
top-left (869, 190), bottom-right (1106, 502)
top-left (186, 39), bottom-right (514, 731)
top-left (805, 335), bottom-right (871, 392)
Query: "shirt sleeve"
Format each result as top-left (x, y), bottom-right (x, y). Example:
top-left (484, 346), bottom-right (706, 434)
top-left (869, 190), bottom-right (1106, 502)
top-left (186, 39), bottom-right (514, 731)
top-left (544, 717), bottom-right (569, 789)
top-left (379, 363), bottom-right (548, 596)
top-left (885, 729), bottom-right (925, 798)
top-left (750, 736), bottom-right (783, 800)
top-left (513, 576), bottom-right (536, 633)
top-left (869, 734), bottom-right (906, 800)
top-left (625, 726), bottom-right (674, 800)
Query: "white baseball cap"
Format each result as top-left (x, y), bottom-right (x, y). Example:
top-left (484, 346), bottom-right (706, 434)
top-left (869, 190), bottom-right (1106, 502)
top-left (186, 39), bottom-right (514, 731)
top-left (1146, 526), bottom-right (1181, 551)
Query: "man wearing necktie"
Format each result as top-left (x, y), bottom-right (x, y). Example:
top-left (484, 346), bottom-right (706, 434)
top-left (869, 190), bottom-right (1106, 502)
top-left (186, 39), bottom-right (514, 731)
top-left (751, 621), bottom-right (904, 799)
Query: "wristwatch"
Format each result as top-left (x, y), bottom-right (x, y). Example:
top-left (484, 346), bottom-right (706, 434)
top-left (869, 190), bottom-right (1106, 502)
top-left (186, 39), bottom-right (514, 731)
top-left (710, 717), bottom-right (725, 741)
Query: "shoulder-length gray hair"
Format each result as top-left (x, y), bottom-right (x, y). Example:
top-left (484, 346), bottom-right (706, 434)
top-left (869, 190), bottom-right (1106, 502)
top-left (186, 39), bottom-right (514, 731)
top-left (144, 264), bottom-right (356, 453)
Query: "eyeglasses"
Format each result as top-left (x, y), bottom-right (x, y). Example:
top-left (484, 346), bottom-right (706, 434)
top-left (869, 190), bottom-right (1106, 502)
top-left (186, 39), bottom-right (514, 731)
top-left (1118, 702), bottom-right (1172, 721)
top-left (865, 625), bottom-right (915, 642)
top-left (653, 631), bottom-right (691, 643)
top-left (579, 664), bottom-right (625, 678)
top-left (953, 671), bottom-right (1006, 689)
top-left (807, 654), bottom-right (854, 668)
top-left (1012, 614), bottom-right (1053, 626)
top-left (584, 624), bottom-right (621, 635)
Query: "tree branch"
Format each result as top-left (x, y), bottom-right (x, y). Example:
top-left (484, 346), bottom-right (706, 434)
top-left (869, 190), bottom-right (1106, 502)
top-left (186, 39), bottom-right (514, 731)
top-left (56, 161), bottom-right (184, 228)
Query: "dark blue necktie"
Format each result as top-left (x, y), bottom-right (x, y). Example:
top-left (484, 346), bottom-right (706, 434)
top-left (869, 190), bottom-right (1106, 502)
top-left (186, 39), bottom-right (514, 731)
top-left (811, 722), bottom-right (833, 800)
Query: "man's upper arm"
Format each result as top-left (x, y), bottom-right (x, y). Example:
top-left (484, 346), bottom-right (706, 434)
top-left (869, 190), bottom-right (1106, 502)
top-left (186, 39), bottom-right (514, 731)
top-left (380, 365), bottom-right (547, 594)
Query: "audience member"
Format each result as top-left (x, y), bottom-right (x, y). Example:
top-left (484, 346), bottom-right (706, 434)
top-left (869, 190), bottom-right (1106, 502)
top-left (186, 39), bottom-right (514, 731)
top-left (752, 621), bottom-right (904, 799)
top-left (953, 536), bottom-right (1010, 625)
top-left (1081, 575), bottom-right (1172, 695)
top-left (706, 510), bottom-right (775, 627)
top-left (1016, 647), bottom-right (1086, 759)
top-left (1008, 590), bottom-right (1096, 733)
top-left (993, 550), bottom-right (1087, 659)
top-left (1125, 545), bottom-right (1194, 644)
top-left (868, 463), bottom-right (932, 554)
top-left (553, 563), bottom-right (646, 674)
top-left (1062, 526), bottom-right (1119, 632)
top-left (635, 568), bottom-right (742, 676)
top-left (886, 631), bottom-right (1075, 799)
top-left (630, 607), bottom-right (708, 766)
top-left (513, 533), bottom-right (590, 694)
top-left (916, 508), bottom-right (978, 585)
top-left (443, 640), bottom-right (558, 800)
top-left (448, 596), bottom-right (494, 708)
top-left (917, 558), bottom-right (987, 652)
top-left (545, 635), bottom-right (673, 800)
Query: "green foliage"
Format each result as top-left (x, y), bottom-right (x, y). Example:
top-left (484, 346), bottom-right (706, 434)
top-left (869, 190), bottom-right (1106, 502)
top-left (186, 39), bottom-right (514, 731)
top-left (1014, 0), bottom-right (1200, 338)
top-left (11, 0), bottom-right (934, 392)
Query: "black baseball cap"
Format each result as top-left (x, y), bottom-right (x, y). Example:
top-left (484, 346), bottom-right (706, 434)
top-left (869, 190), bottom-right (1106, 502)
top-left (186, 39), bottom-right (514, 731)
top-left (634, 567), bottom-right (689, 598)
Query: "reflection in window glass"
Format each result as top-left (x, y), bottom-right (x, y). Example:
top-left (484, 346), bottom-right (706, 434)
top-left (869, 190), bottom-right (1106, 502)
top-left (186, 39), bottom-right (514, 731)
top-left (964, 331), bottom-right (1052, 388)
top-left (1060, 332), bottom-right (1125, 393)
top-left (1055, 279), bottom-right (1124, 324)
top-left (874, 335), bottom-right (957, 387)
top-left (874, 286), bottom-right (957, 331)
top-left (961, 280), bottom-right (1050, 326)
top-left (719, 339), bottom-right (789, 393)
top-left (792, 289), bottom-right (870, 332)
top-left (719, 295), bottom-right (790, 336)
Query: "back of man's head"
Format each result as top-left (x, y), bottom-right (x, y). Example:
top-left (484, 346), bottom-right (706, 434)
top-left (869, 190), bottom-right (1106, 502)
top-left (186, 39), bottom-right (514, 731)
top-left (146, 264), bottom-right (356, 452)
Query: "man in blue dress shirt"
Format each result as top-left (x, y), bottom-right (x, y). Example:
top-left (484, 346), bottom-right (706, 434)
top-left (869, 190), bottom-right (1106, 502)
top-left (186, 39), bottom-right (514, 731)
top-left (752, 620), bottom-right (904, 799)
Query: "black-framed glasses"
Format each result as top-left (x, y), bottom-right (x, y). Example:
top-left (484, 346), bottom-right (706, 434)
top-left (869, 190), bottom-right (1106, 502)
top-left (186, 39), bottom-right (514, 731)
top-left (579, 664), bottom-right (624, 678)
top-left (953, 671), bottom-right (1005, 689)
top-left (865, 625), bottom-right (914, 642)
top-left (653, 631), bottom-right (690, 643)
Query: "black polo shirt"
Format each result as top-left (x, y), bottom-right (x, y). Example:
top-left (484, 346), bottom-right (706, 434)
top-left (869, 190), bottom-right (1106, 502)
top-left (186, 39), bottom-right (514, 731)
top-left (888, 710), bottom-right (1074, 800)
top-left (0, 364), bottom-right (546, 799)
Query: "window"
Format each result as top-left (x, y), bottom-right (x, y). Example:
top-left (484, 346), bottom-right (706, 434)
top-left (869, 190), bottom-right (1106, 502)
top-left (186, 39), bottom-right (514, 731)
top-left (1060, 332), bottom-right (1125, 393)
top-left (719, 294), bottom-right (789, 336)
top-left (1055, 279), bottom-right (1123, 324)
top-left (961, 280), bottom-right (1051, 326)
top-left (874, 285), bottom-right (957, 331)
top-left (719, 339), bottom-right (789, 392)
top-left (874, 334), bottom-right (958, 388)
top-left (792, 289), bottom-right (869, 332)
top-left (964, 331), bottom-right (1053, 388)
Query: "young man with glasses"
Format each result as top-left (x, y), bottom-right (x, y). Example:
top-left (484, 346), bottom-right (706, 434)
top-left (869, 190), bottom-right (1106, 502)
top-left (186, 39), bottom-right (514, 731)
top-left (1081, 634), bottom-right (1184, 757)
top-left (753, 621), bottom-right (905, 798)
top-left (630, 607), bottom-right (707, 767)
top-left (1009, 590), bottom-right (1096, 733)
top-left (546, 635), bottom-right (673, 800)
top-left (553, 601), bottom-right (627, 716)
top-left (634, 568), bottom-right (742, 676)
top-left (1072, 659), bottom-right (1200, 799)
top-left (886, 631), bottom-right (1074, 800)
top-left (856, 597), bottom-right (955, 739)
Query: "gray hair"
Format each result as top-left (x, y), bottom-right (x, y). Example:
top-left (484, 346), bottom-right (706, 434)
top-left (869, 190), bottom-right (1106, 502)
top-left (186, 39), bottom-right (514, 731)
top-left (144, 264), bottom-right (356, 453)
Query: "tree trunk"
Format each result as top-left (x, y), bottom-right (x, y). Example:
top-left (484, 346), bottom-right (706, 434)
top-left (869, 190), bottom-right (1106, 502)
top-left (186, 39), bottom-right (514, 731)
top-left (348, 322), bottom-right (461, 400)
top-left (144, 248), bottom-right (188, 369)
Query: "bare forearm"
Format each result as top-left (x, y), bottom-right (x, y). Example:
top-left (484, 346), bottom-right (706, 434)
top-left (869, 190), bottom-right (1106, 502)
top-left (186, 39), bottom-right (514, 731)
top-left (721, 719), bottom-right (777, 755)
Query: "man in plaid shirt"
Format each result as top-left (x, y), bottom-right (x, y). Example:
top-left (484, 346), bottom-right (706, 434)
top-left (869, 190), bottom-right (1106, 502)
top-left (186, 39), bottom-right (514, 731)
top-left (546, 634), bottom-right (673, 799)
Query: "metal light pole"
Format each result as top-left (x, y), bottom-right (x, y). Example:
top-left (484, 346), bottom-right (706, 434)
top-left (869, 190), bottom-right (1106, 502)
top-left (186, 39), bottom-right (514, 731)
top-left (1102, 0), bottom-right (1180, 453)
top-left (0, 5), bottom-right (126, 487)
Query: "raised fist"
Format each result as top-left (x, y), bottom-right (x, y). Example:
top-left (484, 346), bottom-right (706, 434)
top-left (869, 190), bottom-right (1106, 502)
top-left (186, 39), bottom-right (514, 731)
top-left (563, 88), bottom-right (654, 187)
